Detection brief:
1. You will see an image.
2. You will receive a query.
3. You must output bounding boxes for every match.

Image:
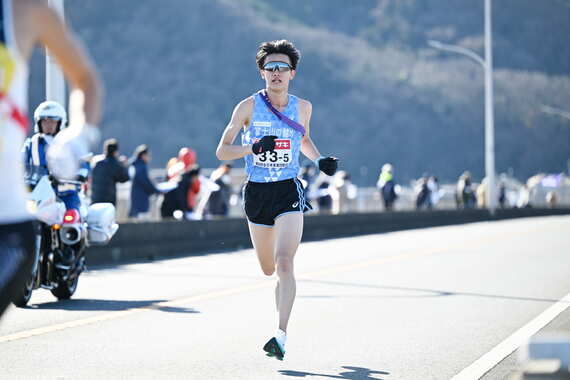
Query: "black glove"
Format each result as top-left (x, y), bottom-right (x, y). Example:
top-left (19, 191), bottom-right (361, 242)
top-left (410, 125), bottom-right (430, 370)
top-left (48, 174), bottom-right (60, 187)
top-left (315, 156), bottom-right (339, 176)
top-left (252, 135), bottom-right (277, 155)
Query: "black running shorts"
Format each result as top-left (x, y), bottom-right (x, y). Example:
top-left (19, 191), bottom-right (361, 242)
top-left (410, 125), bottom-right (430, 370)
top-left (243, 178), bottom-right (311, 226)
top-left (0, 221), bottom-right (35, 316)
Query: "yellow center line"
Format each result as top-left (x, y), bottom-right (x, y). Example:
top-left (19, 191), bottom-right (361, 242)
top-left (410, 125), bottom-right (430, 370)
top-left (0, 220), bottom-right (561, 344)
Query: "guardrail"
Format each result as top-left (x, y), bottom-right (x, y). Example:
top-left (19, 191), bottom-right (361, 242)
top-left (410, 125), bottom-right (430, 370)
top-left (86, 208), bottom-right (570, 266)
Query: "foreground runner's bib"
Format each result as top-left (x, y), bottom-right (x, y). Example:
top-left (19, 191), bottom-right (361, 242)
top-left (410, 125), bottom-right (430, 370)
top-left (242, 91), bottom-right (302, 183)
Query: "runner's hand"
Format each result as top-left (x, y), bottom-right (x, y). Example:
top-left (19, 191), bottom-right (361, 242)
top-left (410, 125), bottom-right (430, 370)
top-left (315, 156), bottom-right (339, 176)
top-left (252, 135), bottom-right (277, 155)
top-left (47, 124), bottom-right (100, 180)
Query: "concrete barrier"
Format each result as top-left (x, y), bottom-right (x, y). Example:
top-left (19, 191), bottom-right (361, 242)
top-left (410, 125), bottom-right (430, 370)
top-left (86, 208), bottom-right (570, 266)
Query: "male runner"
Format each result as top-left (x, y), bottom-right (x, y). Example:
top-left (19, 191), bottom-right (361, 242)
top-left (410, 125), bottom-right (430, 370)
top-left (0, 0), bottom-right (102, 318)
top-left (216, 40), bottom-right (338, 360)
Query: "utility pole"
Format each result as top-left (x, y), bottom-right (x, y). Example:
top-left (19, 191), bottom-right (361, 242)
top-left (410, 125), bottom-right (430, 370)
top-left (484, 0), bottom-right (496, 214)
top-left (46, 0), bottom-right (66, 107)
top-left (428, 0), bottom-right (497, 214)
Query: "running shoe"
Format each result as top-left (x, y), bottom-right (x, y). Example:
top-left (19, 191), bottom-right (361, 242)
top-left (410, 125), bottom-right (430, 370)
top-left (263, 337), bottom-right (285, 360)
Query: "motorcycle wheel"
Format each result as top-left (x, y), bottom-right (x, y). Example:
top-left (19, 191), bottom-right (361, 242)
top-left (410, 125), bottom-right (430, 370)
top-left (12, 273), bottom-right (34, 307)
top-left (51, 275), bottom-right (79, 300)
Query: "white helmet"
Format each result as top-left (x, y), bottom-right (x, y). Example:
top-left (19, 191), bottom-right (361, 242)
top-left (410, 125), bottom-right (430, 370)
top-left (33, 101), bottom-right (67, 134)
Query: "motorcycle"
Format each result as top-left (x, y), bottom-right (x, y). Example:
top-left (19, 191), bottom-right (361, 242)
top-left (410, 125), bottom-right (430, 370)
top-left (13, 176), bottom-right (118, 307)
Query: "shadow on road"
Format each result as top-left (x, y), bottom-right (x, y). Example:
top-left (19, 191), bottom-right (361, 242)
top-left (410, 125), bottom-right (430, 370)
top-left (298, 279), bottom-right (570, 304)
top-left (27, 299), bottom-right (200, 314)
top-left (279, 366), bottom-right (389, 379)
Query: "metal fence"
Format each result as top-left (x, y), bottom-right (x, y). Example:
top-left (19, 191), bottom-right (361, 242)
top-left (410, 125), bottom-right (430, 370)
top-left (111, 168), bottom-right (570, 222)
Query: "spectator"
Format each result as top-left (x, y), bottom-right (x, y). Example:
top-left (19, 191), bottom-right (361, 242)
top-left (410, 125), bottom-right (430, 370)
top-left (333, 171), bottom-right (357, 214)
top-left (516, 184), bottom-right (531, 208)
top-left (428, 176), bottom-right (441, 209)
top-left (160, 147), bottom-right (201, 219)
top-left (90, 138), bottom-right (129, 206)
top-left (377, 163), bottom-right (398, 211)
top-left (476, 178), bottom-right (488, 209)
top-left (178, 164), bottom-right (201, 219)
top-left (207, 163), bottom-right (233, 218)
top-left (179, 148), bottom-right (201, 218)
top-left (316, 179), bottom-right (333, 214)
top-left (456, 171), bottom-right (476, 209)
top-left (167, 147), bottom-right (196, 180)
top-left (415, 175), bottom-right (431, 210)
top-left (128, 144), bottom-right (160, 219)
top-left (546, 191), bottom-right (557, 208)
top-left (498, 181), bottom-right (507, 208)
top-left (165, 157), bottom-right (179, 181)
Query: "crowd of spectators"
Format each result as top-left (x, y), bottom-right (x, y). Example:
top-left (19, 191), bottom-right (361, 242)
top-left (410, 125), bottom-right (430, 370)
top-left (85, 139), bottom-right (235, 221)
top-left (82, 140), bottom-right (567, 221)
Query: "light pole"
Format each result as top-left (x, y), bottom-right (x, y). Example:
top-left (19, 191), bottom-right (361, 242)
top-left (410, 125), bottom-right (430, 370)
top-left (46, 0), bottom-right (66, 107)
top-left (428, 0), bottom-right (496, 214)
top-left (541, 105), bottom-right (570, 121)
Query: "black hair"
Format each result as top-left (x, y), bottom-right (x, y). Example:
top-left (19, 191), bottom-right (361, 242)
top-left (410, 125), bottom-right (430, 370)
top-left (104, 138), bottom-right (119, 157)
top-left (256, 40), bottom-right (301, 70)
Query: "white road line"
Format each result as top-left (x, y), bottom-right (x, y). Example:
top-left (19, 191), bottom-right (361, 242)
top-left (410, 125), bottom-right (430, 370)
top-left (451, 291), bottom-right (570, 380)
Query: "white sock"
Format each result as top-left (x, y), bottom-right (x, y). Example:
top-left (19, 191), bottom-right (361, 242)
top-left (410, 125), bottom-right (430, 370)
top-left (275, 328), bottom-right (287, 349)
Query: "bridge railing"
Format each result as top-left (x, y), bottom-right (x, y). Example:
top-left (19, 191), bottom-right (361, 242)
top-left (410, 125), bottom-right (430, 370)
top-left (107, 168), bottom-right (570, 222)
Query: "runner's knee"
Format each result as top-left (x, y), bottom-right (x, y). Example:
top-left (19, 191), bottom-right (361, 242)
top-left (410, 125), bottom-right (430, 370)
top-left (261, 265), bottom-right (275, 276)
top-left (275, 256), bottom-right (293, 277)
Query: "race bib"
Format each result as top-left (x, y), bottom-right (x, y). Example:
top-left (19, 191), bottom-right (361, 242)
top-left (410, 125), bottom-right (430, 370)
top-left (253, 139), bottom-right (292, 168)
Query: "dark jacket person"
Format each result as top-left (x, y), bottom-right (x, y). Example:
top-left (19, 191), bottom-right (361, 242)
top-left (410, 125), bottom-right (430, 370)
top-left (91, 138), bottom-right (129, 205)
top-left (129, 145), bottom-right (159, 218)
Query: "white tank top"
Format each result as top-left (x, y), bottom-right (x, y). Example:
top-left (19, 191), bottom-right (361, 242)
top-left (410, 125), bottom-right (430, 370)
top-left (0, 0), bottom-right (31, 223)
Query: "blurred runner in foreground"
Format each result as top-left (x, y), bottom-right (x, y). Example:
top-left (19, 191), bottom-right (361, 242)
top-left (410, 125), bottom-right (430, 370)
top-left (0, 0), bottom-right (102, 318)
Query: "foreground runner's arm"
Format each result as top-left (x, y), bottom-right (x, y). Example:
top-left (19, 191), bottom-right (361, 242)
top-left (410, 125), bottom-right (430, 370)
top-left (31, 3), bottom-right (102, 125)
top-left (28, 2), bottom-right (103, 178)
top-left (216, 97), bottom-right (255, 160)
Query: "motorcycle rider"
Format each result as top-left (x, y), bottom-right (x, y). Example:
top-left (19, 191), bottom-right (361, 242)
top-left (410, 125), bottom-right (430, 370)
top-left (22, 101), bottom-right (90, 266)
top-left (23, 101), bottom-right (89, 210)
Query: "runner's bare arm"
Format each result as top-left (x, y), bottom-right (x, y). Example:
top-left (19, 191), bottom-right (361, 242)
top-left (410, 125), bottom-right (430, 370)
top-left (299, 100), bottom-right (321, 161)
top-left (216, 97), bottom-right (255, 160)
top-left (30, 2), bottom-right (103, 126)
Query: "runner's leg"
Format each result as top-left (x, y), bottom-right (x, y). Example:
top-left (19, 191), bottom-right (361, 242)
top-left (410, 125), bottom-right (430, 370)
top-left (247, 222), bottom-right (276, 276)
top-left (273, 212), bottom-right (303, 332)
top-left (248, 222), bottom-right (281, 310)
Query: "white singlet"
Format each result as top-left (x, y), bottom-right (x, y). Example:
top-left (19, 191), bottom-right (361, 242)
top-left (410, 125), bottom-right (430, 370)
top-left (0, 0), bottom-right (31, 223)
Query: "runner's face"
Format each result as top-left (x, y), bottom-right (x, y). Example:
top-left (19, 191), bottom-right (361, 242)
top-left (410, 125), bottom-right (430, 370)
top-left (260, 54), bottom-right (295, 90)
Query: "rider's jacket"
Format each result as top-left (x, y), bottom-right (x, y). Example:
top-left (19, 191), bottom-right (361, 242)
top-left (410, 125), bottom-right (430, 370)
top-left (22, 133), bottom-right (51, 187)
top-left (0, 0), bottom-right (31, 223)
top-left (22, 133), bottom-right (89, 197)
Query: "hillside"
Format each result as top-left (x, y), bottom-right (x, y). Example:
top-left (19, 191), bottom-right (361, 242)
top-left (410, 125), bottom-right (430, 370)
top-left (28, 0), bottom-right (570, 185)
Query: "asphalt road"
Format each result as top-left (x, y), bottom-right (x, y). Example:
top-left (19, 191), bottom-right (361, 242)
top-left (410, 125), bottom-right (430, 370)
top-left (1, 215), bottom-right (569, 380)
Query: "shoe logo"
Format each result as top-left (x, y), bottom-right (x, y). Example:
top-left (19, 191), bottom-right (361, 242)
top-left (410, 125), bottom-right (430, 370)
top-left (292, 201), bottom-right (299, 208)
